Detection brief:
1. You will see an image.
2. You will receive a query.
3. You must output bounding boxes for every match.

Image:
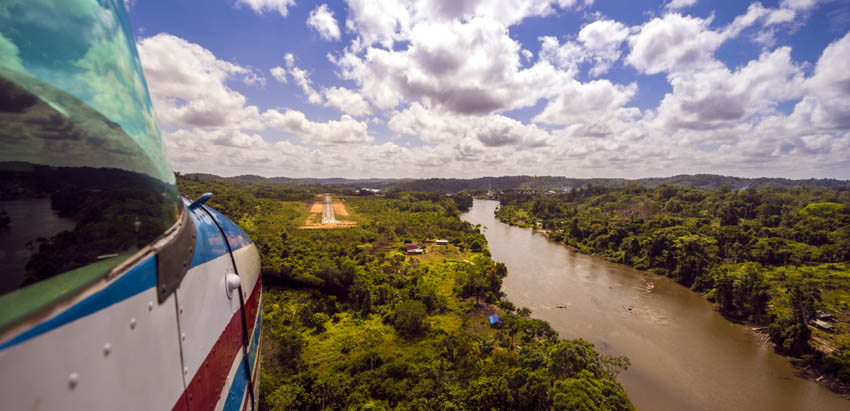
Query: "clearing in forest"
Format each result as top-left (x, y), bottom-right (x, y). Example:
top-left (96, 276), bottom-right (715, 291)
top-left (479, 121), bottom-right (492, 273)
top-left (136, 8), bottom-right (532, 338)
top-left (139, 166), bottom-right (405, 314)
top-left (299, 195), bottom-right (357, 229)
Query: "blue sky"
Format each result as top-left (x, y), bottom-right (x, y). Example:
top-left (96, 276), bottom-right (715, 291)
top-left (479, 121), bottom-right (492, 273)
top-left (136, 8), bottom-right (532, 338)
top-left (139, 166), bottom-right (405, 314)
top-left (126, 0), bottom-right (850, 178)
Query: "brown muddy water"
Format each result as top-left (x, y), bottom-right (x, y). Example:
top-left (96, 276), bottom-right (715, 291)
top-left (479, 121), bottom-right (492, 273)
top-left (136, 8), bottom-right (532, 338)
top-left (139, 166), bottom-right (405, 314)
top-left (462, 199), bottom-right (847, 411)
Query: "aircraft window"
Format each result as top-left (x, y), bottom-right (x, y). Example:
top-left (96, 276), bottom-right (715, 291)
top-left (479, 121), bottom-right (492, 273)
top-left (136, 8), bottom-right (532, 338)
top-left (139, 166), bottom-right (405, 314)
top-left (0, 0), bottom-right (180, 318)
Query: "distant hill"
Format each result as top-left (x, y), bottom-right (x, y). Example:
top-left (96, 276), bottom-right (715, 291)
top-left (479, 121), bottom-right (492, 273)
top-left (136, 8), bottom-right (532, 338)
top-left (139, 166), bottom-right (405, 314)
top-left (633, 174), bottom-right (850, 190)
top-left (178, 173), bottom-right (850, 193)
top-left (382, 175), bottom-right (850, 193)
top-left (181, 173), bottom-right (408, 189)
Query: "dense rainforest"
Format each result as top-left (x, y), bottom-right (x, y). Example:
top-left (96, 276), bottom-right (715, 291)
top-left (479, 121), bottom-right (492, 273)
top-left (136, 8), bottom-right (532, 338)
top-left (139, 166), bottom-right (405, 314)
top-left (496, 184), bottom-right (850, 390)
top-left (178, 176), bottom-right (634, 410)
top-left (182, 172), bottom-right (850, 194)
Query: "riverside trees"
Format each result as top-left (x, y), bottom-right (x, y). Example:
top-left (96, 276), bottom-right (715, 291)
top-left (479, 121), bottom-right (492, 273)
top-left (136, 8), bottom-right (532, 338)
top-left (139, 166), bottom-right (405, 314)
top-left (178, 176), bottom-right (634, 410)
top-left (497, 184), bottom-right (850, 384)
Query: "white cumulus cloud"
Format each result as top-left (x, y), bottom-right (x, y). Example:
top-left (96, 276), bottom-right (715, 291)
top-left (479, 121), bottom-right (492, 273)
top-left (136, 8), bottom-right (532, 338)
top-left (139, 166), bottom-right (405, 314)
top-left (653, 46), bottom-right (806, 131)
top-left (337, 16), bottom-right (570, 114)
top-left (263, 109), bottom-right (374, 145)
top-left (137, 33), bottom-right (264, 129)
top-left (578, 19), bottom-right (630, 76)
top-left (235, 0), bottom-right (295, 17)
top-left (307, 4), bottom-right (342, 41)
top-left (389, 103), bottom-right (550, 148)
top-left (288, 64), bottom-right (323, 104)
top-left (146, 1), bottom-right (849, 179)
top-left (627, 13), bottom-right (726, 75)
top-left (323, 86), bottom-right (373, 116)
top-left (270, 66), bottom-right (287, 83)
top-left (665, 0), bottom-right (697, 11)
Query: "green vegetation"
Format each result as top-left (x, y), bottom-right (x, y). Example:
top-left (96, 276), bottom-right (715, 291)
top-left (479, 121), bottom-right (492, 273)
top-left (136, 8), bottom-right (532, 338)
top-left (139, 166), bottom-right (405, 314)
top-left (178, 177), bottom-right (633, 410)
top-left (497, 184), bottom-right (850, 388)
top-left (183, 172), bottom-right (850, 196)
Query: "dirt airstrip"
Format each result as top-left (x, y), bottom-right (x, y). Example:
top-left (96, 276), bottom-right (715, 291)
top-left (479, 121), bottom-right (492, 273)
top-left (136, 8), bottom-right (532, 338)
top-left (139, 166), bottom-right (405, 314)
top-left (299, 198), bottom-right (357, 229)
top-left (332, 203), bottom-right (349, 216)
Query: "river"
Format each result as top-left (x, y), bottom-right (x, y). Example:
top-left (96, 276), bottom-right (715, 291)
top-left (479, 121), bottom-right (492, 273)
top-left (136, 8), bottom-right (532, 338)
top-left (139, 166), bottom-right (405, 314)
top-left (0, 198), bottom-right (76, 294)
top-left (461, 199), bottom-right (846, 411)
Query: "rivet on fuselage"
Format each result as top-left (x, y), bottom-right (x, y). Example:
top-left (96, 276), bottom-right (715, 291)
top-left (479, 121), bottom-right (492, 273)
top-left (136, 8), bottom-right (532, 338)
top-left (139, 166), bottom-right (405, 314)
top-left (148, 301), bottom-right (154, 311)
top-left (181, 333), bottom-right (186, 341)
top-left (130, 318), bottom-right (136, 330)
top-left (68, 372), bottom-right (79, 389)
top-left (103, 343), bottom-right (111, 356)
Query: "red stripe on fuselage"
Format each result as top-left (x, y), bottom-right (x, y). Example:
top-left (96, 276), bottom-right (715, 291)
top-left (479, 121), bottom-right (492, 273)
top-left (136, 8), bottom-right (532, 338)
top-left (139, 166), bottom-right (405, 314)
top-left (171, 279), bottom-right (261, 411)
top-left (245, 281), bottom-right (259, 335)
top-left (242, 324), bottom-right (262, 411)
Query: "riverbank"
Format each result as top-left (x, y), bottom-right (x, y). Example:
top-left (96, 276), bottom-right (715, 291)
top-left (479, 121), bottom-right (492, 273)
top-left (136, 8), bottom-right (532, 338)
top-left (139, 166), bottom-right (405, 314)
top-left (177, 179), bottom-right (636, 409)
top-left (496, 208), bottom-right (850, 399)
top-left (256, 196), bottom-right (635, 409)
top-left (465, 198), bottom-right (849, 409)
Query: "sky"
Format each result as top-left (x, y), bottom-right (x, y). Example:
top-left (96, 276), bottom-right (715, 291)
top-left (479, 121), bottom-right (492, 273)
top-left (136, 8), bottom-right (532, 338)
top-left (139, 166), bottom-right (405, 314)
top-left (126, 0), bottom-right (850, 179)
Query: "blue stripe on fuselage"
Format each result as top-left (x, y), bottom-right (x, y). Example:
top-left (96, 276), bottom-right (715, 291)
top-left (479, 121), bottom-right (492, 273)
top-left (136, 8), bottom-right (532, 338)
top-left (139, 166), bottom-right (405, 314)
top-left (248, 309), bottom-right (261, 370)
top-left (188, 204), bottom-right (231, 269)
top-left (200, 205), bottom-right (254, 252)
top-left (0, 204), bottom-right (251, 351)
top-left (0, 256), bottom-right (157, 350)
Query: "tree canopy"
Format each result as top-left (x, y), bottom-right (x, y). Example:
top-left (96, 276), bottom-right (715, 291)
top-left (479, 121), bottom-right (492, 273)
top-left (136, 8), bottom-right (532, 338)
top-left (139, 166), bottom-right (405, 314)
top-left (178, 176), bottom-right (634, 410)
top-left (497, 184), bottom-right (850, 386)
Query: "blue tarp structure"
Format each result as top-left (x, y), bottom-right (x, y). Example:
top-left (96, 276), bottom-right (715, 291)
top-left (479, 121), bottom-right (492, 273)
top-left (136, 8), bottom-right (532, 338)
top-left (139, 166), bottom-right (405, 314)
top-left (489, 314), bottom-right (500, 327)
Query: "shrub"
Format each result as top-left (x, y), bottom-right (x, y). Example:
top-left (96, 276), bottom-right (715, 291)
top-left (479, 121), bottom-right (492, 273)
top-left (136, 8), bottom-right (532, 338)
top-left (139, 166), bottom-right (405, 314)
top-left (392, 300), bottom-right (428, 338)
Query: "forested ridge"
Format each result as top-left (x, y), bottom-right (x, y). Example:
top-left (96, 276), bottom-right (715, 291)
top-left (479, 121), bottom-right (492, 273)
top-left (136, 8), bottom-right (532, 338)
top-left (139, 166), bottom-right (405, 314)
top-left (177, 176), bottom-right (634, 410)
top-left (496, 184), bottom-right (850, 391)
top-left (181, 172), bottom-right (850, 194)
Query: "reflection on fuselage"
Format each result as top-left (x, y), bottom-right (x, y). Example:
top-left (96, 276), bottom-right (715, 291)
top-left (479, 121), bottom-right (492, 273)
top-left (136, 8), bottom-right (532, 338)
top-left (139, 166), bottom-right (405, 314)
top-left (0, 198), bottom-right (75, 294)
top-left (0, 73), bottom-right (180, 296)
